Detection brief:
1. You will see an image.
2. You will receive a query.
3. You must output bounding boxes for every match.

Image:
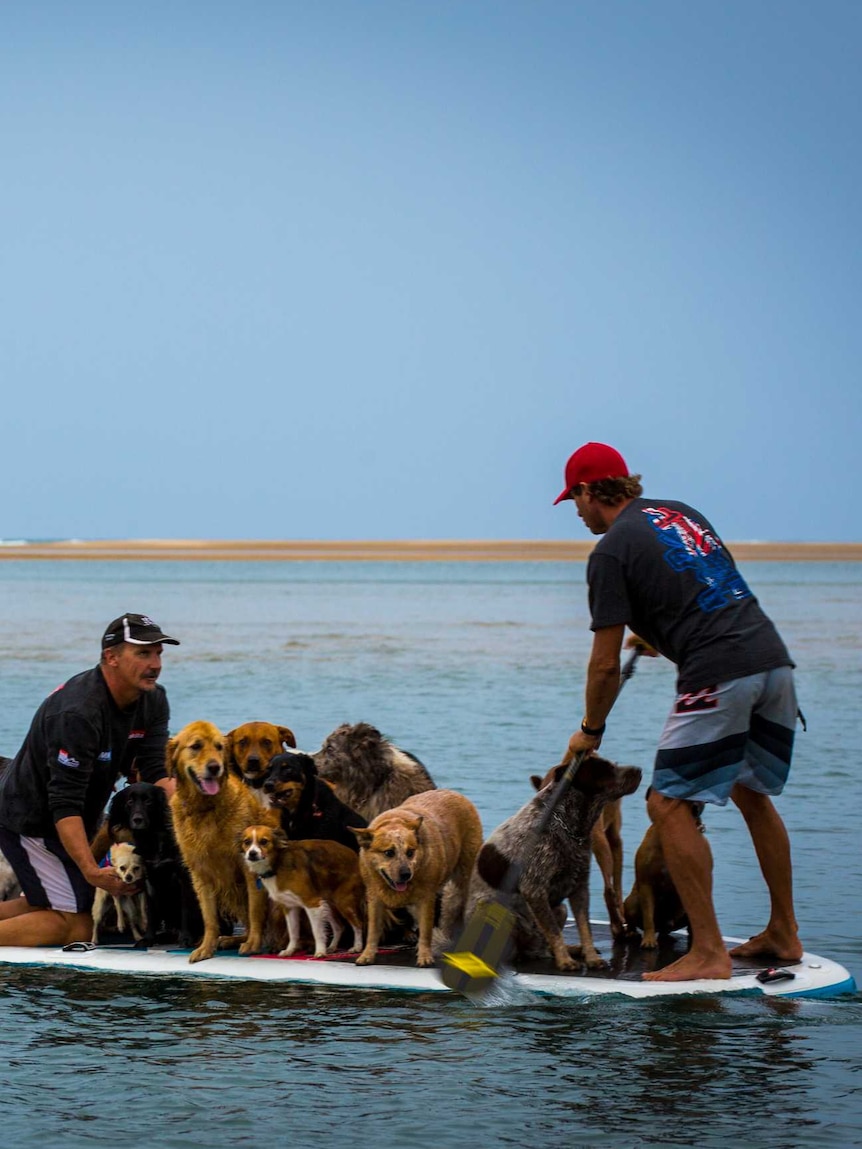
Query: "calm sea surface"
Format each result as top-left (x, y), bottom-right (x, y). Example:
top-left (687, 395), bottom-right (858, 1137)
top-left (0, 559), bottom-right (859, 1148)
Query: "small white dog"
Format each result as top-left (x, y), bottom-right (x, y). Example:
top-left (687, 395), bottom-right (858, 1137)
top-left (92, 842), bottom-right (148, 944)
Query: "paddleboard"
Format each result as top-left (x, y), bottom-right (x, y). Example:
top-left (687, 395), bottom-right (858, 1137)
top-left (0, 923), bottom-right (854, 1000)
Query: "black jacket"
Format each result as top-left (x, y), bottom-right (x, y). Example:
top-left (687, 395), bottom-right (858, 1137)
top-left (0, 666), bottom-right (170, 839)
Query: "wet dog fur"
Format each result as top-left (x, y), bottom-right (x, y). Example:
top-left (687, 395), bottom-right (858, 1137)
top-left (262, 751), bottom-right (368, 853)
top-left (92, 842), bottom-right (148, 943)
top-left (623, 790), bottom-right (706, 948)
top-left (352, 788), bottom-right (483, 967)
top-left (466, 755), bottom-right (642, 971)
top-left (225, 722), bottom-right (297, 792)
top-left (240, 824), bottom-right (365, 958)
top-left (313, 722), bottom-right (436, 822)
top-left (168, 720), bottom-right (280, 963)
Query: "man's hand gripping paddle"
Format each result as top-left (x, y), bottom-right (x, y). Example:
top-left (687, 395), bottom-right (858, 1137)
top-left (439, 645), bottom-right (644, 1000)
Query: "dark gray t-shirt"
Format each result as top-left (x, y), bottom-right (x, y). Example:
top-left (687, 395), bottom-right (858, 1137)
top-left (587, 498), bottom-right (792, 693)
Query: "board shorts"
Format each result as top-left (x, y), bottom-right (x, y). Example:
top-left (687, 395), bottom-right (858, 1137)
top-left (0, 827), bottom-right (95, 913)
top-left (651, 666), bottom-right (797, 806)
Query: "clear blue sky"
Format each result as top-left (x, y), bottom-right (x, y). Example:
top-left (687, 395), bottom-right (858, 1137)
top-left (2, 1), bottom-right (859, 542)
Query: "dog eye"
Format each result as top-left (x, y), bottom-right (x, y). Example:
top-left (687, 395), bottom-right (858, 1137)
top-left (215, 742), bottom-right (224, 751)
top-left (383, 848), bottom-right (396, 858)
top-left (405, 848), bottom-right (415, 859)
top-left (261, 739), bottom-right (272, 749)
top-left (190, 741), bottom-right (203, 751)
top-left (238, 739), bottom-right (248, 749)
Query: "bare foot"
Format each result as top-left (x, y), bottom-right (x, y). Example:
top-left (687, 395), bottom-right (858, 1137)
top-left (728, 930), bottom-right (803, 963)
top-left (643, 950), bottom-right (732, 982)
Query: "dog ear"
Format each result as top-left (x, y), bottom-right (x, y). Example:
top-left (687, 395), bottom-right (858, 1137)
top-left (278, 726), bottom-right (296, 749)
top-left (272, 826), bottom-right (289, 849)
top-left (165, 736), bottom-right (180, 778)
top-left (351, 827), bottom-right (373, 850)
top-left (222, 730), bottom-right (245, 779)
top-left (530, 774), bottom-right (543, 791)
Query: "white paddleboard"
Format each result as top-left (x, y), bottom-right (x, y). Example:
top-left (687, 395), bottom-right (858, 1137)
top-left (0, 925), bottom-right (854, 1001)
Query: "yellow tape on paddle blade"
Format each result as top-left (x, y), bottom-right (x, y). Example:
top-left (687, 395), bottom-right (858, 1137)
top-left (440, 951), bottom-right (500, 979)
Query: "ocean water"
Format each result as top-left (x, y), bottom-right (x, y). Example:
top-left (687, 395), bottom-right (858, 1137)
top-left (0, 558), bottom-right (859, 1149)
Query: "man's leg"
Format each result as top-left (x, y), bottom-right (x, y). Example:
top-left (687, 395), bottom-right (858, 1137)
top-left (0, 906), bottom-right (92, 946)
top-left (642, 790), bottom-right (732, 981)
top-left (728, 785), bottom-right (802, 961)
top-left (0, 895), bottom-right (37, 921)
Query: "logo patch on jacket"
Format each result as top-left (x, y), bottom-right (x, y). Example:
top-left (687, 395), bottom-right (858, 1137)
top-left (98, 750), bottom-right (112, 762)
top-left (128, 730), bottom-right (146, 740)
top-left (57, 749), bottom-right (81, 769)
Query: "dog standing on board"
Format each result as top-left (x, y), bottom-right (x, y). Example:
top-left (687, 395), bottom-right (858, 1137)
top-left (313, 722), bottom-right (436, 822)
top-left (466, 756), bottom-right (642, 971)
top-left (91, 842), bottom-right (148, 944)
top-left (225, 722), bottom-right (297, 793)
top-left (352, 789), bottom-right (483, 967)
top-left (168, 720), bottom-right (280, 963)
top-left (240, 824), bottom-right (365, 958)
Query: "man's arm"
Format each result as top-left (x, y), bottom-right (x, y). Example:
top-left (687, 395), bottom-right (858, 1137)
top-left (563, 624), bottom-right (625, 762)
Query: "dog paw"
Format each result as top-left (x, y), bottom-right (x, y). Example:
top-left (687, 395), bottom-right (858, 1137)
top-left (554, 955), bottom-right (580, 972)
top-left (355, 952), bottom-right (375, 966)
top-left (585, 954), bottom-right (608, 970)
top-left (416, 952), bottom-right (434, 967)
top-left (641, 934), bottom-right (659, 950)
top-left (188, 946), bottom-right (214, 964)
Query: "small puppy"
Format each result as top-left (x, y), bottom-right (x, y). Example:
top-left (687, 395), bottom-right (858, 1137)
top-left (92, 842), bottom-right (148, 944)
top-left (467, 756), bottom-right (642, 971)
top-left (314, 722), bottom-right (436, 822)
top-left (225, 722), bottom-right (297, 791)
top-left (623, 791), bottom-right (706, 948)
top-left (352, 789), bottom-right (483, 967)
top-left (263, 751), bottom-right (367, 853)
top-left (240, 824), bottom-right (365, 958)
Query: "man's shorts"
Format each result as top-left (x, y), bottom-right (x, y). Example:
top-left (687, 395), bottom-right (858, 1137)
top-left (651, 666), bottom-right (797, 806)
top-left (0, 827), bottom-right (94, 913)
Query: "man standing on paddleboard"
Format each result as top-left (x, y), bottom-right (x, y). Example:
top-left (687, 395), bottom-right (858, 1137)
top-left (0, 613), bottom-right (179, 948)
top-left (556, 443), bottom-right (802, 982)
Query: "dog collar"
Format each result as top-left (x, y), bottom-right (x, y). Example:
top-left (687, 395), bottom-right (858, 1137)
top-left (254, 868), bottom-right (276, 888)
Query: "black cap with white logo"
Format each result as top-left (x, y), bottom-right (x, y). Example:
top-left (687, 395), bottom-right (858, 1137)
top-left (101, 614), bottom-right (180, 649)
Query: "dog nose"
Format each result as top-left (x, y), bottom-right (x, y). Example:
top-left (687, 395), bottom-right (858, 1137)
top-left (246, 756), bottom-right (260, 772)
top-left (205, 760), bottom-right (221, 776)
top-left (247, 848), bottom-right (260, 861)
top-left (130, 815), bottom-right (146, 829)
top-left (263, 780), bottom-right (274, 793)
top-left (398, 869), bottom-right (412, 883)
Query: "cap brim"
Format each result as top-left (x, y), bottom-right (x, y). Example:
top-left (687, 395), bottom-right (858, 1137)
top-left (553, 487), bottom-right (570, 505)
top-left (125, 635), bottom-right (180, 646)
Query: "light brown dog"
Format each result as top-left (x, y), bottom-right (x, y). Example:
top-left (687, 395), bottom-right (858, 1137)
top-left (240, 825), bottom-right (365, 958)
top-left (168, 720), bottom-right (279, 963)
top-left (590, 799), bottom-right (627, 939)
top-left (224, 722), bottom-right (297, 791)
top-left (91, 842), bottom-right (148, 944)
top-left (352, 789), bottom-right (483, 967)
top-left (623, 797), bottom-right (706, 949)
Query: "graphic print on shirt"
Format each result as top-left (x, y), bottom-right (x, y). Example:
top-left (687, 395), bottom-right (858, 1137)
top-left (643, 506), bottom-right (752, 612)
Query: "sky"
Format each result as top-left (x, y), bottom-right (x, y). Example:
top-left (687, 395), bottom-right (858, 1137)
top-left (2, 0), bottom-right (860, 543)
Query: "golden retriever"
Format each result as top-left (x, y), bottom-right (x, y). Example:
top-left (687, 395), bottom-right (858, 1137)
top-left (352, 789), bottom-right (483, 967)
top-left (167, 720), bottom-right (279, 963)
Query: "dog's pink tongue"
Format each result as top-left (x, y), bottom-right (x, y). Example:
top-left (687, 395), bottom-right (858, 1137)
top-left (200, 777), bottom-right (221, 796)
top-left (394, 881), bottom-right (410, 892)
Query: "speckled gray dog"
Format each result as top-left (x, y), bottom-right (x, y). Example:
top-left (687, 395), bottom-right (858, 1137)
top-left (466, 755), bottom-right (642, 971)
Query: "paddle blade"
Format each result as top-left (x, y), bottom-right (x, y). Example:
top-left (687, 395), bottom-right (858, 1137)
top-left (439, 898), bottom-right (516, 997)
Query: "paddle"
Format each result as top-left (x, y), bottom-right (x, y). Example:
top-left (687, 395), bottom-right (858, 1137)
top-left (439, 644), bottom-right (644, 999)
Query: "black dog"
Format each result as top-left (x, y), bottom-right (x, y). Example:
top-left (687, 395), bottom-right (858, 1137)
top-left (262, 752), bottom-right (368, 853)
top-left (104, 782), bottom-right (203, 948)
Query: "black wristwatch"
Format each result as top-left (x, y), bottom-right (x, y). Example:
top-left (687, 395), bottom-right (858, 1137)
top-left (580, 718), bottom-right (606, 737)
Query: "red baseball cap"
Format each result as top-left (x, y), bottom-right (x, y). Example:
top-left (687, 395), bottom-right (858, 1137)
top-left (553, 442), bottom-right (629, 505)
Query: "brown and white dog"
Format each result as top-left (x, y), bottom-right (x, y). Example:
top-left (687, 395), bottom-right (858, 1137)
top-left (467, 756), bottom-right (642, 971)
top-left (225, 722), bottom-right (297, 793)
top-left (167, 720), bottom-right (280, 963)
top-left (352, 789), bottom-right (483, 967)
top-left (240, 824), bottom-right (365, 958)
top-left (91, 842), bottom-right (148, 944)
top-left (313, 722), bottom-right (436, 822)
top-left (623, 791), bottom-right (706, 949)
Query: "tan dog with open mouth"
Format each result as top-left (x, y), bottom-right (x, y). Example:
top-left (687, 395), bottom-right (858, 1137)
top-left (240, 825), bottom-right (365, 958)
top-left (224, 722), bottom-right (297, 792)
top-left (352, 789), bottom-right (483, 967)
top-left (168, 720), bottom-right (279, 963)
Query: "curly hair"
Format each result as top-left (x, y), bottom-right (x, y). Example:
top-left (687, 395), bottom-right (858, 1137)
top-left (586, 474), bottom-right (644, 506)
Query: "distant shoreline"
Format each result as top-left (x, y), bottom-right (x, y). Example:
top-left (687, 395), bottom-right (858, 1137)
top-left (1, 539), bottom-right (860, 562)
